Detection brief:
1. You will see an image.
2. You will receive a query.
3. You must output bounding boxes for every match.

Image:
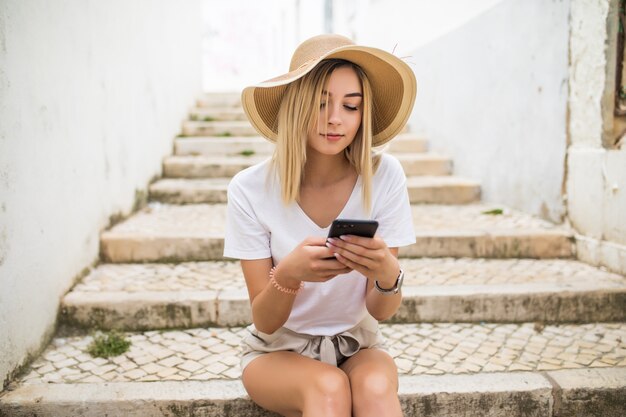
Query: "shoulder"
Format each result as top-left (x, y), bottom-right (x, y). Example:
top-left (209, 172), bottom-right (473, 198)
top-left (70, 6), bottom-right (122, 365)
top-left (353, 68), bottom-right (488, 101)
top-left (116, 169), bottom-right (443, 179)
top-left (374, 152), bottom-right (405, 182)
top-left (228, 158), bottom-right (274, 195)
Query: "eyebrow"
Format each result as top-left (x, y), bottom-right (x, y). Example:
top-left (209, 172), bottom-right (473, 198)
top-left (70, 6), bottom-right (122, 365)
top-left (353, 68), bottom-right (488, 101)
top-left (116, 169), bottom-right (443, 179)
top-left (322, 90), bottom-right (363, 98)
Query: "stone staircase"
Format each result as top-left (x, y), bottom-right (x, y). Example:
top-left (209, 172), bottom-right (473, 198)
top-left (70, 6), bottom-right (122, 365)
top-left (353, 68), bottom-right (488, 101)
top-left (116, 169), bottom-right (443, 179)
top-left (1, 92), bottom-right (625, 416)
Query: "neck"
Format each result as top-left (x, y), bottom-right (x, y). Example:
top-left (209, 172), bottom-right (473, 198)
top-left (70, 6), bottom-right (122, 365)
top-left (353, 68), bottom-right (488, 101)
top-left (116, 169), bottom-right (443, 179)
top-left (302, 149), bottom-right (354, 188)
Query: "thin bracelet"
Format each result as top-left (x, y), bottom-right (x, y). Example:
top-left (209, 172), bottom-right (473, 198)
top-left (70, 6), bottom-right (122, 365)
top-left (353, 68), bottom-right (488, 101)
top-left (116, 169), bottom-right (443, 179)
top-left (269, 266), bottom-right (303, 295)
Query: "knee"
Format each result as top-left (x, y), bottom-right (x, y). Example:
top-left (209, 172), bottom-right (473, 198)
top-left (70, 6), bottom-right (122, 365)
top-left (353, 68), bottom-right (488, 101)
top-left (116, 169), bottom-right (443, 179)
top-left (351, 371), bottom-right (402, 417)
top-left (307, 368), bottom-right (351, 406)
top-left (352, 369), bottom-right (397, 400)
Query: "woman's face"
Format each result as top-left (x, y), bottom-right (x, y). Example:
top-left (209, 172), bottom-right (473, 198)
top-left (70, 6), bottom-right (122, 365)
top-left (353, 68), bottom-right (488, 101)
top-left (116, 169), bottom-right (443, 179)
top-left (307, 65), bottom-right (363, 157)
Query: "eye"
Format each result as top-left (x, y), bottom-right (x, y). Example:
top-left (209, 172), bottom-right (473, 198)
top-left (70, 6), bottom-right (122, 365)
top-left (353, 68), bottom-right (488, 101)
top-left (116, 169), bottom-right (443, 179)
top-left (344, 105), bottom-right (358, 111)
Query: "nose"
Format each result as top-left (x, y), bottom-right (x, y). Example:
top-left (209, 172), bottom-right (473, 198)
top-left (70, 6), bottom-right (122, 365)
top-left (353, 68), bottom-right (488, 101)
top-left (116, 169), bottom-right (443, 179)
top-left (326, 103), bottom-right (342, 125)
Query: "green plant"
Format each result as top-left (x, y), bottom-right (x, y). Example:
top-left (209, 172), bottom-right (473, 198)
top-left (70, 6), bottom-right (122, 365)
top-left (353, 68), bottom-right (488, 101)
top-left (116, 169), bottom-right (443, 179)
top-left (240, 149), bottom-right (255, 156)
top-left (481, 208), bottom-right (503, 215)
top-left (87, 331), bottom-right (131, 358)
top-left (203, 116), bottom-right (215, 122)
top-left (217, 132), bottom-right (232, 137)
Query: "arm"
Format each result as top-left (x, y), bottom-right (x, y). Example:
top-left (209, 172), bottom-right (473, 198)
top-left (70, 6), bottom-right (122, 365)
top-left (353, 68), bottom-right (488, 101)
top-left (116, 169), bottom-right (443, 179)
top-left (326, 236), bottom-right (402, 321)
top-left (240, 258), bottom-right (297, 334)
top-left (241, 237), bottom-right (352, 334)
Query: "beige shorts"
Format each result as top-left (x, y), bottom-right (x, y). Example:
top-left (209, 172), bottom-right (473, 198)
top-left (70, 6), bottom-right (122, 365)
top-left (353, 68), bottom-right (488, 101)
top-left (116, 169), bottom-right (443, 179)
top-left (240, 315), bottom-right (387, 370)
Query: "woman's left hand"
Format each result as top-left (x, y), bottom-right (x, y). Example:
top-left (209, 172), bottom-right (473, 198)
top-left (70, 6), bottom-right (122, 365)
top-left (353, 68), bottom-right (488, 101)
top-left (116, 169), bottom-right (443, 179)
top-left (326, 235), bottom-right (399, 288)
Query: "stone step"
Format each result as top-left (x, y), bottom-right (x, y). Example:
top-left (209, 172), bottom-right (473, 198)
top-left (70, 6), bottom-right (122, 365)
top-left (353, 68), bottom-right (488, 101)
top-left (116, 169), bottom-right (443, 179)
top-left (196, 92), bottom-right (241, 109)
top-left (163, 155), bottom-right (267, 179)
top-left (173, 133), bottom-right (429, 157)
top-left (175, 136), bottom-right (274, 156)
top-left (405, 176), bottom-right (480, 204)
top-left (99, 203), bottom-right (574, 263)
top-left (181, 120), bottom-right (257, 137)
top-left (181, 120), bottom-right (412, 137)
top-left (3, 323), bottom-right (625, 416)
top-left (189, 107), bottom-right (247, 122)
top-left (162, 153), bottom-right (452, 178)
top-left (386, 133), bottom-right (429, 153)
top-left (148, 175), bottom-right (480, 205)
top-left (61, 259), bottom-right (626, 331)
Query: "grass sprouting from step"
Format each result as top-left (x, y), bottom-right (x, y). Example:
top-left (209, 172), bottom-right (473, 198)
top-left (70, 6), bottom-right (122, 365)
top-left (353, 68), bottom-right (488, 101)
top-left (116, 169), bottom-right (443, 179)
top-left (482, 208), bottom-right (503, 215)
top-left (240, 149), bottom-right (255, 156)
top-left (88, 331), bottom-right (131, 358)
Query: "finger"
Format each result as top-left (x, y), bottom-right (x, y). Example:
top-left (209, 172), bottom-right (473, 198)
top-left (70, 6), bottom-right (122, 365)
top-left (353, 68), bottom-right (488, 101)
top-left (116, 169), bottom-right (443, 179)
top-left (330, 243), bottom-right (379, 270)
top-left (327, 237), bottom-right (373, 258)
top-left (327, 239), bottom-right (379, 267)
top-left (308, 269), bottom-right (351, 282)
top-left (311, 245), bottom-right (340, 259)
top-left (334, 252), bottom-right (367, 276)
top-left (336, 235), bottom-right (385, 250)
top-left (316, 258), bottom-right (354, 272)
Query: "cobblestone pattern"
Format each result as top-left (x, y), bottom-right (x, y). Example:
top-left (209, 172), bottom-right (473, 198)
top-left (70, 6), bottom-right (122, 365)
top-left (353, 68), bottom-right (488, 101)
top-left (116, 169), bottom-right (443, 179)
top-left (107, 203), bottom-right (226, 235)
top-left (21, 323), bottom-right (626, 384)
top-left (410, 205), bottom-right (564, 231)
top-left (107, 203), bottom-right (566, 237)
top-left (73, 259), bottom-right (626, 293)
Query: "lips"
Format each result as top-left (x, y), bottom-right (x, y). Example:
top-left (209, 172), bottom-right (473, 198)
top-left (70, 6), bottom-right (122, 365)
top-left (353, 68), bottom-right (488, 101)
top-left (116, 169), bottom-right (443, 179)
top-left (322, 133), bottom-right (343, 141)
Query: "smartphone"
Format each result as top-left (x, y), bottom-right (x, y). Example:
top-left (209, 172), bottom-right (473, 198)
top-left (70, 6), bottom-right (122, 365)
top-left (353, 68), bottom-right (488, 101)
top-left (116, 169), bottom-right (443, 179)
top-left (327, 219), bottom-right (379, 239)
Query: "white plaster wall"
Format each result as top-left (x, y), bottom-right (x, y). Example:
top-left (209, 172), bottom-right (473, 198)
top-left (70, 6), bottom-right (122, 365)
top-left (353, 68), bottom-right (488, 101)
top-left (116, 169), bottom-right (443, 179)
top-left (395, 0), bottom-right (570, 222)
top-left (337, 0), bottom-right (504, 56)
top-left (202, 0), bottom-right (325, 92)
top-left (0, 0), bottom-right (202, 387)
top-left (567, 0), bottom-right (626, 274)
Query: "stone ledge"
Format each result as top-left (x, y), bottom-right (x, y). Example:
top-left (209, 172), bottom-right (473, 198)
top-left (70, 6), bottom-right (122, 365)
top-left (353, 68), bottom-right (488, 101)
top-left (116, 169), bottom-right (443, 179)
top-left (99, 203), bottom-right (575, 262)
top-left (162, 153), bottom-right (453, 178)
top-left (173, 133), bottom-right (428, 156)
top-left (62, 282), bottom-right (626, 330)
top-left (149, 176), bottom-right (481, 205)
top-left (3, 369), bottom-right (625, 416)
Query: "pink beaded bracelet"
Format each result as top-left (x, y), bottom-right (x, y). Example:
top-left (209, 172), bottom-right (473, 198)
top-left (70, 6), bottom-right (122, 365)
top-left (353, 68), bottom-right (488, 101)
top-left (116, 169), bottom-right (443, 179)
top-left (269, 266), bottom-right (303, 295)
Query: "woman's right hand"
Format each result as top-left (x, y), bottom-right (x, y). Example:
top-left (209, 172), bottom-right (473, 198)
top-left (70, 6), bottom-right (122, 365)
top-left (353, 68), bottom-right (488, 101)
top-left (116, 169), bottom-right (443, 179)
top-left (274, 237), bottom-right (353, 288)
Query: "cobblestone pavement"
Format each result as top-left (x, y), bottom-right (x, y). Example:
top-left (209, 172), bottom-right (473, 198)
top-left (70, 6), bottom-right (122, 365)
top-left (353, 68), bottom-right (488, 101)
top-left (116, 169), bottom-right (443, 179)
top-left (106, 203), bottom-right (568, 236)
top-left (73, 258), bottom-right (626, 293)
top-left (21, 323), bottom-right (626, 384)
top-left (409, 205), bottom-right (564, 231)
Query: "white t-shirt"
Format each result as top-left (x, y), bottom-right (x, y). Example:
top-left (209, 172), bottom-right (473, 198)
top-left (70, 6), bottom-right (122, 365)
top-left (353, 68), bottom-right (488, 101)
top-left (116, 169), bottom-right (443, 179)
top-left (223, 153), bottom-right (415, 336)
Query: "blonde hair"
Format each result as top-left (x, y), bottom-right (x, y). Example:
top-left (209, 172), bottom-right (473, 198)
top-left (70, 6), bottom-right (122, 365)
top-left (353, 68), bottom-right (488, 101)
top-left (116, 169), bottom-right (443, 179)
top-left (272, 59), bottom-right (381, 213)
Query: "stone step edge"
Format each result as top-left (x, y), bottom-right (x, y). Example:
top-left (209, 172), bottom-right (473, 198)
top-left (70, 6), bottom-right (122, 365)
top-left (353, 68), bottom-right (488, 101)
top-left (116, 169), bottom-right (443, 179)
top-left (148, 176), bottom-right (481, 205)
top-left (2, 368), bottom-right (624, 417)
top-left (60, 283), bottom-right (626, 330)
top-left (100, 230), bottom-right (575, 263)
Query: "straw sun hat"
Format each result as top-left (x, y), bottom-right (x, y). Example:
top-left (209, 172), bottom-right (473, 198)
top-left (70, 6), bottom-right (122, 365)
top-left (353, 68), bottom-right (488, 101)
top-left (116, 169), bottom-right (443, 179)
top-left (241, 34), bottom-right (417, 147)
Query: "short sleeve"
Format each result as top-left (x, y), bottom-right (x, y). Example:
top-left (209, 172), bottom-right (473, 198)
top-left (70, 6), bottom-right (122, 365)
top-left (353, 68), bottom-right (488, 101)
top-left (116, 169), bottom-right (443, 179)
top-left (223, 175), bottom-right (272, 260)
top-left (373, 155), bottom-right (416, 248)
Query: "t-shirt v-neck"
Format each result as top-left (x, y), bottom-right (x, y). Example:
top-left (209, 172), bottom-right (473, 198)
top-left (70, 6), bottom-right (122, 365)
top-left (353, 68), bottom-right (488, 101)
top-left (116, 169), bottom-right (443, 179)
top-left (294, 175), bottom-right (362, 230)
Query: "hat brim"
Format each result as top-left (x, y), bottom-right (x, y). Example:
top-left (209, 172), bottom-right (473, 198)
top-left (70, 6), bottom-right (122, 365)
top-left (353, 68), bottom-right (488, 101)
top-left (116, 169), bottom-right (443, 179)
top-left (241, 45), bottom-right (417, 147)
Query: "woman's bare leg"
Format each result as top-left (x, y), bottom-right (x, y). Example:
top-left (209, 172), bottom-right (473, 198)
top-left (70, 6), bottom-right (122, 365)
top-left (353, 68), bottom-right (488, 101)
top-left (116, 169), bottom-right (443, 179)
top-left (242, 351), bottom-right (352, 417)
top-left (340, 349), bottom-right (403, 417)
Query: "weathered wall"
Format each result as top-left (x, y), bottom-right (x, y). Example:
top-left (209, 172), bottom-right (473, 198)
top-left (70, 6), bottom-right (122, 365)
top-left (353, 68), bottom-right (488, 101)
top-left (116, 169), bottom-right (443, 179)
top-left (201, 0), bottom-right (325, 91)
top-left (0, 0), bottom-right (202, 387)
top-left (400, 0), bottom-right (570, 223)
top-left (567, 0), bottom-right (626, 274)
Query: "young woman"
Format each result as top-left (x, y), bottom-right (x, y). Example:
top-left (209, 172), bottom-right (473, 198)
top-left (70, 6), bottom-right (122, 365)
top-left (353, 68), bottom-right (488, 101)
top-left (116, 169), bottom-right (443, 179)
top-left (224, 34), bottom-right (417, 417)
